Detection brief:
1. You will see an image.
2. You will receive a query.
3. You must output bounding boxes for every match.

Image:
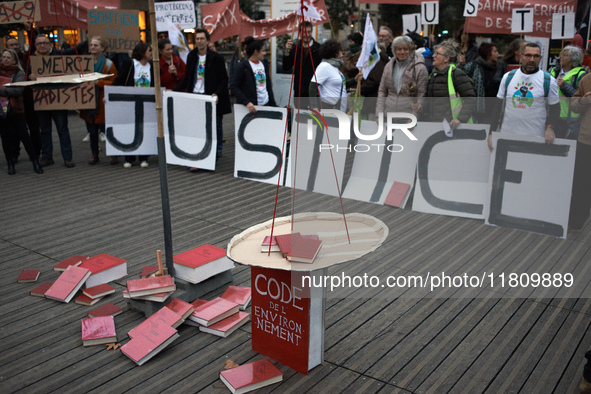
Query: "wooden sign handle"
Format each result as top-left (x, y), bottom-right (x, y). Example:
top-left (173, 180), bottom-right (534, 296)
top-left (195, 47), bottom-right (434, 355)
top-left (157, 250), bottom-right (164, 276)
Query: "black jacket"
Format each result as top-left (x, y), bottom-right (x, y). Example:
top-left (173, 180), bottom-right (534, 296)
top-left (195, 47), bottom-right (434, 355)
top-left (425, 65), bottom-right (476, 123)
top-left (282, 40), bottom-right (321, 97)
top-left (231, 58), bottom-right (276, 107)
top-left (174, 48), bottom-right (231, 116)
top-left (113, 59), bottom-right (155, 87)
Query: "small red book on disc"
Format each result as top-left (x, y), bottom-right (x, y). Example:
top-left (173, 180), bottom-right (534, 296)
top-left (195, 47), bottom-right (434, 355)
top-left (219, 358), bottom-right (283, 393)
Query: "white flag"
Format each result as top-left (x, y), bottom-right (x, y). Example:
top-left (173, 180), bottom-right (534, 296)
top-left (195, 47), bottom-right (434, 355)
top-left (296, 1), bottom-right (321, 21)
top-left (356, 14), bottom-right (379, 79)
top-left (168, 22), bottom-right (191, 64)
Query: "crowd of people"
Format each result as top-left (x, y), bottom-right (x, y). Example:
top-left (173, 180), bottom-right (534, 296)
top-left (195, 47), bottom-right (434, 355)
top-left (2, 24), bottom-right (591, 230)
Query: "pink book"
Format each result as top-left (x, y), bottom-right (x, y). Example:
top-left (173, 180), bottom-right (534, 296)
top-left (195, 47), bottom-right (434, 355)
top-left (121, 321), bottom-right (179, 366)
top-left (173, 244), bottom-right (226, 268)
top-left (165, 298), bottom-right (195, 321)
top-left (126, 275), bottom-right (175, 298)
top-left (45, 265), bottom-right (91, 303)
top-left (88, 303), bottom-right (122, 318)
top-left (188, 297), bottom-right (239, 327)
top-left (128, 306), bottom-right (183, 338)
top-left (384, 182), bottom-right (411, 208)
top-left (219, 358), bottom-right (283, 392)
top-left (199, 311), bottom-right (250, 337)
top-left (83, 283), bottom-right (115, 299)
top-left (81, 316), bottom-right (116, 346)
top-left (261, 236), bottom-right (280, 253)
top-left (53, 255), bottom-right (88, 271)
top-left (221, 286), bottom-right (251, 310)
top-left (79, 254), bottom-right (127, 287)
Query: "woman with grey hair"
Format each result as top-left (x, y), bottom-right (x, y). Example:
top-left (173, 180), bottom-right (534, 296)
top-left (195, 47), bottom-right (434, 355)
top-left (549, 45), bottom-right (587, 139)
top-left (424, 39), bottom-right (475, 129)
top-left (376, 35), bottom-right (428, 121)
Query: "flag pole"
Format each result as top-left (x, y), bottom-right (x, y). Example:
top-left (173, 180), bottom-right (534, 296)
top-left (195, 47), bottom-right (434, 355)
top-left (149, 0), bottom-right (175, 277)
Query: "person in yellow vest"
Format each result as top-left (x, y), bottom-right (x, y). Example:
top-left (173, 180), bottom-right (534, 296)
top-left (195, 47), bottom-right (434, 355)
top-left (424, 39), bottom-right (476, 130)
top-left (549, 45), bottom-right (587, 139)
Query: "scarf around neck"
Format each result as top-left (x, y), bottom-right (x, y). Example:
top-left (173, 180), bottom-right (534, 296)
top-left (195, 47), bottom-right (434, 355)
top-left (324, 58), bottom-right (344, 68)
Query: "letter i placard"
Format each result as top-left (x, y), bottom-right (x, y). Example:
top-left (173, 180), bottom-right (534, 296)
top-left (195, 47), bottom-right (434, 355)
top-left (251, 266), bottom-right (323, 374)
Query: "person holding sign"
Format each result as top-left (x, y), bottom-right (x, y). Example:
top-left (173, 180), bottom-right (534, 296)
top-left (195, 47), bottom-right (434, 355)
top-left (424, 39), bottom-right (475, 130)
top-left (31, 35), bottom-right (75, 168)
top-left (158, 38), bottom-right (185, 90)
top-left (568, 73), bottom-right (591, 231)
top-left (549, 46), bottom-right (587, 140)
top-left (175, 28), bottom-right (231, 158)
top-left (0, 49), bottom-right (43, 175)
top-left (80, 37), bottom-right (118, 165)
top-left (113, 42), bottom-right (154, 168)
top-left (282, 21), bottom-right (321, 98)
top-left (488, 42), bottom-right (560, 151)
top-left (231, 37), bottom-right (277, 114)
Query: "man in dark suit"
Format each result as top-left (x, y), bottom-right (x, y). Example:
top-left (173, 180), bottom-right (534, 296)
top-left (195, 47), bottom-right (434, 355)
top-left (175, 28), bottom-right (231, 157)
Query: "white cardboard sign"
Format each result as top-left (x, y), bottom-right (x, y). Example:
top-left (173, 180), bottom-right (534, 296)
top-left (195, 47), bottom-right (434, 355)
top-left (163, 91), bottom-right (217, 170)
top-left (155, 1), bottom-right (196, 31)
top-left (412, 123), bottom-right (491, 219)
top-left (511, 8), bottom-right (533, 34)
top-left (551, 13), bottom-right (575, 40)
top-left (105, 86), bottom-right (158, 156)
top-left (342, 120), bottom-right (421, 207)
top-left (421, 2), bottom-right (439, 25)
top-left (485, 133), bottom-right (576, 239)
top-left (402, 13), bottom-right (422, 34)
top-left (287, 110), bottom-right (348, 197)
top-left (234, 104), bottom-right (289, 186)
top-left (463, 0), bottom-right (479, 17)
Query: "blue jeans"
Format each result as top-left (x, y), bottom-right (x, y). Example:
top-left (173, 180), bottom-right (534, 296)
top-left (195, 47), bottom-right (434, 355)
top-left (38, 110), bottom-right (72, 161)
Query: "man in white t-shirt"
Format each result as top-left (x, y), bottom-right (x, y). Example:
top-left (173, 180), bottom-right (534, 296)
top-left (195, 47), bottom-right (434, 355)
top-left (488, 42), bottom-right (560, 150)
top-left (174, 28), bottom-right (231, 157)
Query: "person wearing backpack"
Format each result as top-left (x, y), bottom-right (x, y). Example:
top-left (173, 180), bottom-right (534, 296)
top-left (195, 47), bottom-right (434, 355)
top-left (488, 42), bottom-right (560, 151)
top-left (549, 45), bottom-right (587, 140)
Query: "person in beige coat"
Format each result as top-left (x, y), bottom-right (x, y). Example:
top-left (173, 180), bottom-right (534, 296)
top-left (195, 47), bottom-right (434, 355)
top-left (376, 36), bottom-right (428, 120)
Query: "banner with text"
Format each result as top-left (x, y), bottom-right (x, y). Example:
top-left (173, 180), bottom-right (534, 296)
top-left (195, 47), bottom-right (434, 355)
top-left (465, 0), bottom-right (577, 38)
top-left (87, 9), bottom-right (141, 53)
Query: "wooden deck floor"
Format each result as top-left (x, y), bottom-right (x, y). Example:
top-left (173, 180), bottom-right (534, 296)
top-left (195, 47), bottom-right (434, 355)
top-left (1, 113), bottom-right (590, 393)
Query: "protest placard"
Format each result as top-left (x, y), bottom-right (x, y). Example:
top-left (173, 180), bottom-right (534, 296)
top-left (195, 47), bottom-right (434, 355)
top-left (87, 9), bottom-right (141, 53)
top-left (155, 1), bottom-right (196, 31)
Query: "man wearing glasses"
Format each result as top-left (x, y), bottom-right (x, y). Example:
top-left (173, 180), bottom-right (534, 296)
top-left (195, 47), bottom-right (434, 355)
top-left (378, 27), bottom-right (394, 59)
top-left (489, 42), bottom-right (559, 150)
top-left (30, 35), bottom-right (75, 168)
